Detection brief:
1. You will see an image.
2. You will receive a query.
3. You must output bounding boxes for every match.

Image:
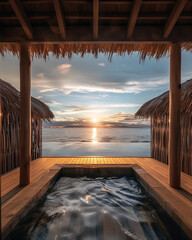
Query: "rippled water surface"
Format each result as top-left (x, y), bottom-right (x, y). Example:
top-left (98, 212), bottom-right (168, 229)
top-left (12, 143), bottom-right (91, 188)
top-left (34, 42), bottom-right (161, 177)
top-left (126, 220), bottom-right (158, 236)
top-left (9, 177), bottom-right (187, 240)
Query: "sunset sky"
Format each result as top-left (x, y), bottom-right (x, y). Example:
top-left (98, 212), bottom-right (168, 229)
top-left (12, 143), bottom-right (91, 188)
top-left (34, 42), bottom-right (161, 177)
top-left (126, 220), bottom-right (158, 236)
top-left (1, 51), bottom-right (192, 127)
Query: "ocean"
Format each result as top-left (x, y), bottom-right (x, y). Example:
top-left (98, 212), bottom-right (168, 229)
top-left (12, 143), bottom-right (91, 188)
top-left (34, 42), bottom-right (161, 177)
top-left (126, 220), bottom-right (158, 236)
top-left (42, 127), bottom-right (150, 157)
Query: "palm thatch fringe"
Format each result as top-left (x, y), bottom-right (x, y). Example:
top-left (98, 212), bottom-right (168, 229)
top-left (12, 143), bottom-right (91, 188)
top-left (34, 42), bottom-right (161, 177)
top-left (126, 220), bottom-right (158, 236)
top-left (0, 43), bottom-right (171, 61)
top-left (1, 43), bottom-right (192, 61)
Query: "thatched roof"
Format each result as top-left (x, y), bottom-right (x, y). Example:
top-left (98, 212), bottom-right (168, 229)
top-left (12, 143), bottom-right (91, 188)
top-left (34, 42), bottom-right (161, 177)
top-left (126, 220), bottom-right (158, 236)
top-left (136, 79), bottom-right (192, 118)
top-left (0, 79), bottom-right (54, 121)
top-left (1, 43), bottom-right (192, 61)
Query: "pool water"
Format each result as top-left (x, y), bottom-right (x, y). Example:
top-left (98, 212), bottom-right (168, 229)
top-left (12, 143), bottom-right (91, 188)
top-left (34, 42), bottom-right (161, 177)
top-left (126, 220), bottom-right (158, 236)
top-left (8, 177), bottom-right (188, 240)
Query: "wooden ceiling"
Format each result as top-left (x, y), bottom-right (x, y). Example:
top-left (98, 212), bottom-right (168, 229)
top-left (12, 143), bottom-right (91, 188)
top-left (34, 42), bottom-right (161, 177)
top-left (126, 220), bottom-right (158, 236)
top-left (0, 0), bottom-right (192, 43)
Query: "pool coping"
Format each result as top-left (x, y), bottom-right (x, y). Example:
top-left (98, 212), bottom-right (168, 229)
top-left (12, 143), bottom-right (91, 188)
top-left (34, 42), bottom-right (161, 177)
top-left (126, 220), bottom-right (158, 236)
top-left (1, 164), bottom-right (192, 239)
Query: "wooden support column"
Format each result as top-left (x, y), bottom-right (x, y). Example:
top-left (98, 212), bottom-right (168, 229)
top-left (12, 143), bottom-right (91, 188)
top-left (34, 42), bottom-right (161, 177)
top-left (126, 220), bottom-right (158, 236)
top-left (0, 95), bottom-right (2, 230)
top-left (19, 43), bottom-right (31, 186)
top-left (0, 96), bottom-right (2, 176)
top-left (169, 42), bottom-right (181, 188)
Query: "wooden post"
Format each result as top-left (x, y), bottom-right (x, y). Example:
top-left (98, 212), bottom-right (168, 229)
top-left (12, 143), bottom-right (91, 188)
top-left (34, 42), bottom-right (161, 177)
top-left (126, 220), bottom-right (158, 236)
top-left (0, 95), bottom-right (2, 234)
top-left (0, 96), bottom-right (2, 176)
top-left (169, 42), bottom-right (181, 188)
top-left (19, 43), bottom-right (31, 186)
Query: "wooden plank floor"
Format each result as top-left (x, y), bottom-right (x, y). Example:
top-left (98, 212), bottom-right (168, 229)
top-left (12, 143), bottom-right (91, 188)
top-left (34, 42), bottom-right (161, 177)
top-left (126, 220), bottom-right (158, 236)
top-left (1, 157), bottom-right (192, 204)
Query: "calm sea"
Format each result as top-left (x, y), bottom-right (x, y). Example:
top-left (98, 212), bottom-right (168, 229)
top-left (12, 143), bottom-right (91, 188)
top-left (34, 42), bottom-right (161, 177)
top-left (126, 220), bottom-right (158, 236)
top-left (42, 127), bottom-right (150, 157)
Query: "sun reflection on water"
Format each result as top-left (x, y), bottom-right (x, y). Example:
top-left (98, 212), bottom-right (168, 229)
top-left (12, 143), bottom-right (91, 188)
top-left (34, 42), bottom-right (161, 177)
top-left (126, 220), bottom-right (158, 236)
top-left (92, 128), bottom-right (98, 144)
top-left (101, 188), bottom-right (108, 192)
top-left (85, 194), bottom-right (91, 203)
top-left (62, 209), bottom-right (66, 215)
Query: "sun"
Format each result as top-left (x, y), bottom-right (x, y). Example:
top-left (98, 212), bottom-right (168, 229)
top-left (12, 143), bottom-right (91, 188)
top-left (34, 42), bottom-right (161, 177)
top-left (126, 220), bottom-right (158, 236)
top-left (92, 118), bottom-right (98, 123)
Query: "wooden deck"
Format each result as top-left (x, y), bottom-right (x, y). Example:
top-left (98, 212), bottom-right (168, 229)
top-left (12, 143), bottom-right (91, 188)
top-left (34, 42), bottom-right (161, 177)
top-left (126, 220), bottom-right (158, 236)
top-left (1, 157), bottom-right (192, 239)
top-left (1, 157), bottom-right (192, 204)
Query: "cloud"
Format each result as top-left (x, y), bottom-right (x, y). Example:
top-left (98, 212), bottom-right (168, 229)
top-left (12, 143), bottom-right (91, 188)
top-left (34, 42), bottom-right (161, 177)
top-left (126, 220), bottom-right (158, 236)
top-left (58, 85), bottom-right (127, 94)
top-left (90, 104), bottom-right (140, 108)
top-left (51, 104), bottom-right (146, 126)
top-left (32, 79), bottom-right (51, 88)
top-left (36, 73), bottom-right (45, 79)
top-left (55, 108), bottom-right (105, 115)
top-left (103, 112), bottom-right (150, 126)
top-left (98, 63), bottom-right (105, 67)
top-left (30, 56), bottom-right (170, 96)
top-left (182, 71), bottom-right (192, 82)
top-left (49, 101), bottom-right (63, 106)
top-left (126, 78), bottom-right (168, 87)
top-left (36, 96), bottom-right (42, 99)
top-left (62, 89), bottom-right (72, 95)
top-left (43, 117), bottom-right (87, 127)
top-left (104, 113), bottom-right (134, 123)
top-left (51, 76), bottom-right (169, 95)
top-left (51, 103), bottom-right (139, 116)
top-left (99, 93), bottom-right (109, 98)
top-left (40, 88), bottom-right (58, 93)
top-left (56, 84), bottom-right (142, 94)
top-left (57, 64), bottom-right (72, 74)
top-left (44, 112), bottom-right (150, 128)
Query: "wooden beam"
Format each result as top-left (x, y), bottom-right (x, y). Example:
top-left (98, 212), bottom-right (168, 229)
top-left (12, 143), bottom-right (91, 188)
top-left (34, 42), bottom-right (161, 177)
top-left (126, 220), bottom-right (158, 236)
top-left (2, 13), bottom-right (192, 21)
top-left (53, 0), bottom-right (66, 39)
top-left (9, 0), bottom-right (33, 39)
top-left (2, 0), bottom-right (192, 5)
top-left (93, 0), bottom-right (99, 40)
top-left (127, 0), bottom-right (142, 39)
top-left (19, 43), bottom-right (31, 186)
top-left (1, 25), bottom-right (192, 43)
top-left (164, 0), bottom-right (188, 38)
top-left (168, 42), bottom-right (181, 188)
top-left (2, 0), bottom-right (187, 5)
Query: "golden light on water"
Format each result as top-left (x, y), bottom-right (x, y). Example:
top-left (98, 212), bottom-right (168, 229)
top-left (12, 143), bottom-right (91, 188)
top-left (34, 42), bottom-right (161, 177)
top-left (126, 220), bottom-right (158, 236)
top-left (101, 188), bottom-right (108, 192)
top-left (85, 194), bottom-right (91, 203)
top-left (92, 128), bottom-right (98, 144)
top-left (62, 209), bottom-right (66, 215)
